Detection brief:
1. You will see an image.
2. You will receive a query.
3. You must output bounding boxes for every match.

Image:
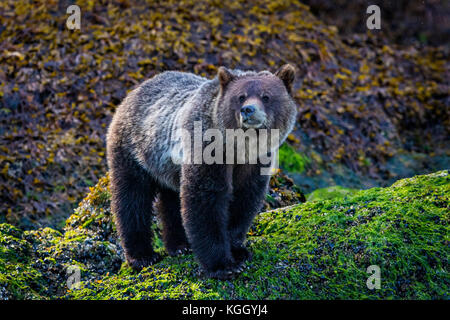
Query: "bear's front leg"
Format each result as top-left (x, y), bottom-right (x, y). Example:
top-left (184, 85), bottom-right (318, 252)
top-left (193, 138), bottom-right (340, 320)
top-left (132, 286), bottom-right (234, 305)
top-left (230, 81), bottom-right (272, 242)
top-left (228, 166), bottom-right (271, 269)
top-left (180, 164), bottom-right (235, 279)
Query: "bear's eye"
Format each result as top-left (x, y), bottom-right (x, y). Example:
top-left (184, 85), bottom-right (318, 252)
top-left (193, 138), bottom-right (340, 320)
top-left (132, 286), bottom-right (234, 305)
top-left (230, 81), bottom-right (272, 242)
top-left (238, 95), bottom-right (246, 103)
top-left (262, 95), bottom-right (270, 103)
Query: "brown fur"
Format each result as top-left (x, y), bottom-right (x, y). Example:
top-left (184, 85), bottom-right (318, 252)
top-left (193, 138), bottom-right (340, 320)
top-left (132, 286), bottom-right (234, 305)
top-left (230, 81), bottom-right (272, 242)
top-left (106, 65), bottom-right (297, 279)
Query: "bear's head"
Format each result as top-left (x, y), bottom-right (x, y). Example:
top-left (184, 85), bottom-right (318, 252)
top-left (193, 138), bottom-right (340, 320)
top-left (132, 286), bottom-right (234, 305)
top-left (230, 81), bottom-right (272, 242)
top-left (215, 65), bottom-right (297, 140)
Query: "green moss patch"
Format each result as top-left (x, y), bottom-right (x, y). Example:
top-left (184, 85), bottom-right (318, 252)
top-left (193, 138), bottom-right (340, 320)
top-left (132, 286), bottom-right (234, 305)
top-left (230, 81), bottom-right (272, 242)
top-left (307, 185), bottom-right (359, 202)
top-left (0, 171), bottom-right (448, 299)
top-left (278, 144), bottom-right (311, 173)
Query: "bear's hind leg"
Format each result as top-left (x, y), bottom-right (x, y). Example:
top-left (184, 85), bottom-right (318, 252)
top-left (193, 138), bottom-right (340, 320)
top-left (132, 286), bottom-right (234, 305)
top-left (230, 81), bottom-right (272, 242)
top-left (155, 188), bottom-right (190, 256)
top-left (109, 152), bottom-right (160, 271)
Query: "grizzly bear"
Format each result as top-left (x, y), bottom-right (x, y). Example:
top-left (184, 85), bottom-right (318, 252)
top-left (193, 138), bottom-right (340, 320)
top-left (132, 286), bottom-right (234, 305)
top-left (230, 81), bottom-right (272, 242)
top-left (106, 65), bottom-right (297, 279)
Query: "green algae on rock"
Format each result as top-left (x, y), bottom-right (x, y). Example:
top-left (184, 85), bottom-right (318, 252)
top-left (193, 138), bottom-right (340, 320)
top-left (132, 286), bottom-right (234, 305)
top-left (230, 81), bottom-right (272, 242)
top-left (306, 185), bottom-right (359, 202)
top-left (0, 175), bottom-right (123, 299)
top-left (0, 171), bottom-right (448, 299)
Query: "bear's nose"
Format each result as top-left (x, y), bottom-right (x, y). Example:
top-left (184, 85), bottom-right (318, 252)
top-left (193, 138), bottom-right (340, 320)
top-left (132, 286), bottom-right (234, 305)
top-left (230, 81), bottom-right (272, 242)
top-left (241, 105), bottom-right (256, 119)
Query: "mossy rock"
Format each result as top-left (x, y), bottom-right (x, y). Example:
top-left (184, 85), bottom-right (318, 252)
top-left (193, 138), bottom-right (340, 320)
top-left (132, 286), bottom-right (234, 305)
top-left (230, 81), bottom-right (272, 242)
top-left (307, 185), bottom-right (359, 202)
top-left (265, 169), bottom-right (306, 209)
top-left (0, 171), bottom-right (448, 299)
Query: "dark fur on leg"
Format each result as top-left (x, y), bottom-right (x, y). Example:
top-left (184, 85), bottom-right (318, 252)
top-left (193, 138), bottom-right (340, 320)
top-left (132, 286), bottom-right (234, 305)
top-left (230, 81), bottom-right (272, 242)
top-left (155, 188), bottom-right (190, 256)
top-left (109, 147), bottom-right (160, 271)
top-left (180, 164), bottom-right (235, 279)
top-left (228, 165), bottom-right (270, 269)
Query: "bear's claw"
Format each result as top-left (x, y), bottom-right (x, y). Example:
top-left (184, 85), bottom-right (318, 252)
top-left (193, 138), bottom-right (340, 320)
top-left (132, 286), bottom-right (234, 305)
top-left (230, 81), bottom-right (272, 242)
top-left (232, 265), bottom-right (244, 273)
top-left (203, 268), bottom-right (234, 280)
top-left (167, 244), bottom-right (191, 256)
top-left (231, 246), bottom-right (252, 265)
top-left (127, 254), bottom-right (161, 271)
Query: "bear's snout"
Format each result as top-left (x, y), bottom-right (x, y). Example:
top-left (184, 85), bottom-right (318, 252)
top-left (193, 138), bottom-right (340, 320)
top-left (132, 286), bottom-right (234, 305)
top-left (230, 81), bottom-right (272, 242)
top-left (241, 104), bottom-right (256, 119)
top-left (240, 98), bottom-right (266, 129)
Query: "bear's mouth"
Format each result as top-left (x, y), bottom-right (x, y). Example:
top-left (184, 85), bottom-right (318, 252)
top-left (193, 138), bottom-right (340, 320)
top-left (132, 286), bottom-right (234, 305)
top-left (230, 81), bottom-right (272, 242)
top-left (242, 119), bottom-right (265, 129)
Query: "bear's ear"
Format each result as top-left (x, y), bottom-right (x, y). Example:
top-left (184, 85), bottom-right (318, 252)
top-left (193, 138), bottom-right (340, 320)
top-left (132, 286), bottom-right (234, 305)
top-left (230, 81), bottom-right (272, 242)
top-left (218, 67), bottom-right (235, 89)
top-left (275, 64), bottom-right (295, 94)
